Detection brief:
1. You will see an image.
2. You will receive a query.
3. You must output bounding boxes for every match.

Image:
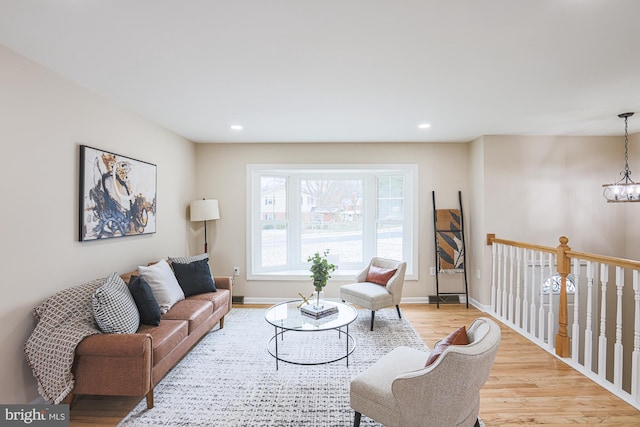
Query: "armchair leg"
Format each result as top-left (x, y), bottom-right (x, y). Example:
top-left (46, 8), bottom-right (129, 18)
top-left (354, 411), bottom-right (362, 427)
top-left (370, 311), bottom-right (375, 331)
top-left (396, 304), bottom-right (402, 319)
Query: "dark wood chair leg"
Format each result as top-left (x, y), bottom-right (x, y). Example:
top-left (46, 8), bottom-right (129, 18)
top-left (370, 311), bottom-right (375, 331)
top-left (354, 411), bottom-right (362, 427)
top-left (396, 304), bottom-right (402, 319)
top-left (219, 316), bottom-right (225, 329)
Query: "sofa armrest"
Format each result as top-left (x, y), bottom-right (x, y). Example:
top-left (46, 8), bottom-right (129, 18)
top-left (214, 276), bottom-right (233, 291)
top-left (214, 276), bottom-right (233, 313)
top-left (73, 333), bottom-right (153, 397)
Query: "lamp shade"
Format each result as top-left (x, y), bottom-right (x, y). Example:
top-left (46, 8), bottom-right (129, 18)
top-left (190, 199), bottom-right (220, 222)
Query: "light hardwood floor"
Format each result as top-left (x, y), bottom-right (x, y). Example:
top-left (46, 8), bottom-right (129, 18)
top-left (69, 304), bottom-right (640, 426)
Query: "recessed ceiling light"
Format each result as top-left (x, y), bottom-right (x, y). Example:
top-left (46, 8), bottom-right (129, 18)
top-left (418, 123), bottom-right (431, 129)
top-left (230, 125), bottom-right (243, 130)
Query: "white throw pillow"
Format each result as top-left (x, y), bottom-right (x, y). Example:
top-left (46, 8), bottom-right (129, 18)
top-left (92, 273), bottom-right (140, 334)
top-left (138, 259), bottom-right (185, 314)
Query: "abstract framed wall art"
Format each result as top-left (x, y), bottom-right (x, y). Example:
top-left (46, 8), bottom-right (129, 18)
top-left (79, 145), bottom-right (157, 241)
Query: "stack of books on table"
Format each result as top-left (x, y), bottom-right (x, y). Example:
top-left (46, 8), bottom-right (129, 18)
top-left (300, 302), bottom-right (338, 319)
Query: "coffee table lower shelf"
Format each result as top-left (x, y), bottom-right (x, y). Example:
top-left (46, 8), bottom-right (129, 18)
top-left (267, 327), bottom-right (356, 369)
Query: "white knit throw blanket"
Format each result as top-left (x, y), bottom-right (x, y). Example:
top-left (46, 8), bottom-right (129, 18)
top-left (24, 277), bottom-right (106, 403)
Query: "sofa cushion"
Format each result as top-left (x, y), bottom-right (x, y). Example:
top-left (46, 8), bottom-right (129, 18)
top-left (128, 275), bottom-right (162, 326)
top-left (365, 265), bottom-right (398, 286)
top-left (425, 326), bottom-right (469, 366)
top-left (187, 288), bottom-right (230, 312)
top-left (138, 320), bottom-right (188, 364)
top-left (92, 273), bottom-right (140, 334)
top-left (162, 300), bottom-right (213, 334)
top-left (138, 259), bottom-right (185, 314)
top-left (172, 258), bottom-right (217, 296)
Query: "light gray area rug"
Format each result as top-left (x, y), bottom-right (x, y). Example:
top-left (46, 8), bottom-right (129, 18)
top-left (118, 306), bottom-right (483, 426)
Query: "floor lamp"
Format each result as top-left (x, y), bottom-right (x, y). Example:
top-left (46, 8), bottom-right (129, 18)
top-left (190, 199), bottom-right (220, 253)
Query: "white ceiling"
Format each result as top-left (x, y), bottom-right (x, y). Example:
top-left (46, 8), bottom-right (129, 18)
top-left (1, 0), bottom-right (640, 143)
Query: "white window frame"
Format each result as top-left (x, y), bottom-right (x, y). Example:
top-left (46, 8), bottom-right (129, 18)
top-left (246, 164), bottom-right (418, 280)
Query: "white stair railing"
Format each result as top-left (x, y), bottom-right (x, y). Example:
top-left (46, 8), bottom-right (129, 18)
top-left (487, 234), bottom-right (640, 410)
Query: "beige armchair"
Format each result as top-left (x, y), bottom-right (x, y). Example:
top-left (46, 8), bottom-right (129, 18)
top-left (350, 317), bottom-right (501, 427)
top-left (340, 257), bottom-right (407, 331)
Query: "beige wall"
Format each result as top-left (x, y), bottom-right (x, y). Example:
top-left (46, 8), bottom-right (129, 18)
top-left (625, 132), bottom-right (640, 260)
top-left (0, 46), bottom-right (197, 403)
top-left (482, 135), bottom-right (626, 253)
top-left (195, 142), bottom-right (470, 303)
top-left (468, 136), bottom-right (488, 304)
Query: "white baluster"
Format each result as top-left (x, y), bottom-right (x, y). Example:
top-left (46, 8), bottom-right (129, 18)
top-left (547, 253), bottom-right (555, 350)
top-left (508, 246), bottom-right (515, 324)
top-left (530, 249), bottom-right (537, 337)
top-left (614, 266), bottom-right (624, 389)
top-left (632, 270), bottom-right (640, 403)
top-left (516, 247), bottom-right (522, 329)
top-left (522, 248), bottom-right (530, 333)
top-left (496, 244), bottom-right (503, 316)
top-left (571, 257), bottom-right (580, 364)
top-left (598, 263), bottom-right (609, 380)
top-left (502, 244), bottom-right (508, 319)
top-left (538, 251), bottom-right (546, 343)
top-left (584, 261), bottom-right (594, 372)
top-left (491, 241), bottom-right (497, 313)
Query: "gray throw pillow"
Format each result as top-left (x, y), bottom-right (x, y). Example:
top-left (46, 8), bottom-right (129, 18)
top-left (92, 273), bottom-right (140, 334)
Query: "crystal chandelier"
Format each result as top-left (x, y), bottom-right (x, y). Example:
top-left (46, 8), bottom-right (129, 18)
top-left (603, 112), bottom-right (638, 202)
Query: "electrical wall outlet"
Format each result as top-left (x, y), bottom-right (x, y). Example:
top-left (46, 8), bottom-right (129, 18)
top-left (430, 266), bottom-right (436, 276)
top-left (233, 267), bottom-right (240, 276)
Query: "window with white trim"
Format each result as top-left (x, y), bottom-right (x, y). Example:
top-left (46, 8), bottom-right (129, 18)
top-left (247, 165), bottom-right (417, 279)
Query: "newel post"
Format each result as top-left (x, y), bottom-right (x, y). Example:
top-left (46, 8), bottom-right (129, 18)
top-left (556, 236), bottom-right (571, 357)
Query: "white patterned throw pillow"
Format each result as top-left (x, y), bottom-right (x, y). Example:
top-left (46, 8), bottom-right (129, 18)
top-left (92, 273), bottom-right (140, 334)
top-left (138, 259), bottom-right (185, 313)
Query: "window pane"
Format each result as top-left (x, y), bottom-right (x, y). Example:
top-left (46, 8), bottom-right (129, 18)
top-left (260, 176), bottom-right (287, 267)
top-left (377, 223), bottom-right (403, 261)
top-left (261, 176), bottom-right (286, 220)
top-left (300, 179), bottom-right (364, 264)
top-left (261, 225), bottom-right (287, 267)
top-left (378, 176), bottom-right (404, 220)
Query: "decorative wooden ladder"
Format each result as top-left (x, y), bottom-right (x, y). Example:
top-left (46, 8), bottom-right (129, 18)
top-left (432, 190), bottom-right (469, 308)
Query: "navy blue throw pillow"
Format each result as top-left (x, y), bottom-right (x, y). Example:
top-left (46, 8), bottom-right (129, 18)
top-left (172, 259), bottom-right (217, 297)
top-left (128, 275), bottom-right (162, 326)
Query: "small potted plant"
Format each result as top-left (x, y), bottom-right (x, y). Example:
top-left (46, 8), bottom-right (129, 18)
top-left (307, 250), bottom-right (336, 309)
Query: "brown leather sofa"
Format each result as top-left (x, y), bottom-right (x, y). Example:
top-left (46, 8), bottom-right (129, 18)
top-left (66, 270), bottom-right (232, 409)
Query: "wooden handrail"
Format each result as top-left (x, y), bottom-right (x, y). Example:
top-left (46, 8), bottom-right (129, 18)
top-left (486, 234), bottom-right (556, 254)
top-left (565, 250), bottom-right (640, 270)
top-left (488, 233), bottom-right (640, 268)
